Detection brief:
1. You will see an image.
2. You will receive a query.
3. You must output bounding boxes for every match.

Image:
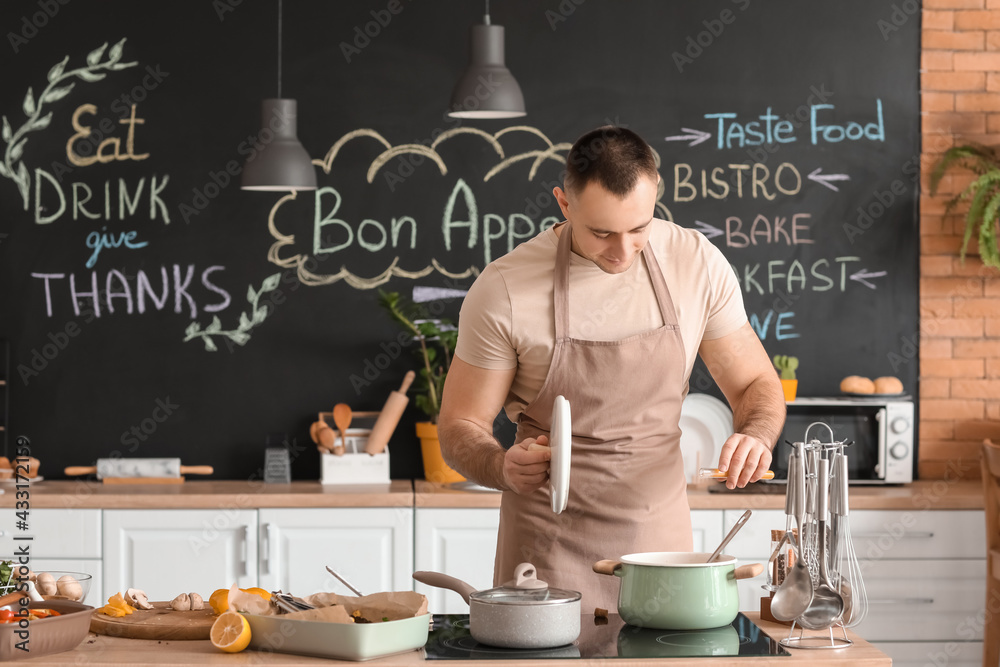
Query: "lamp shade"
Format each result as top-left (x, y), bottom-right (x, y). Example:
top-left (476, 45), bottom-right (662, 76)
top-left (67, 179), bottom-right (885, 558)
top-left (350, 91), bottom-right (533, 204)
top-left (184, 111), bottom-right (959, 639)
top-left (448, 23), bottom-right (526, 119)
top-left (241, 99), bottom-right (317, 191)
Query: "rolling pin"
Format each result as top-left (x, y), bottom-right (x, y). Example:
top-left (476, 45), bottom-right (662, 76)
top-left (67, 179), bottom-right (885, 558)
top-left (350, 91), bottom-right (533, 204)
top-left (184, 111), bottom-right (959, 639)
top-left (365, 371), bottom-right (416, 455)
top-left (64, 459), bottom-right (213, 479)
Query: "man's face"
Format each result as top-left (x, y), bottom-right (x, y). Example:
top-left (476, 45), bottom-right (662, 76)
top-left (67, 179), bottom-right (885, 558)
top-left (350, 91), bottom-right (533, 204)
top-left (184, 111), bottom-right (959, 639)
top-left (554, 175), bottom-right (659, 274)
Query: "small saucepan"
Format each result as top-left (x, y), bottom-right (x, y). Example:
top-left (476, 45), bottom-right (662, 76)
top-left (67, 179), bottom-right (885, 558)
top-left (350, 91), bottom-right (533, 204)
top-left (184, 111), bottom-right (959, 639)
top-left (594, 552), bottom-right (763, 630)
top-left (413, 563), bottom-right (581, 649)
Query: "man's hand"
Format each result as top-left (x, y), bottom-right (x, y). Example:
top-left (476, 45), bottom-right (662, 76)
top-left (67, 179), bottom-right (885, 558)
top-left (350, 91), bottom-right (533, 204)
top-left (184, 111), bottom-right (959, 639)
top-left (717, 433), bottom-right (772, 489)
top-left (503, 435), bottom-right (552, 494)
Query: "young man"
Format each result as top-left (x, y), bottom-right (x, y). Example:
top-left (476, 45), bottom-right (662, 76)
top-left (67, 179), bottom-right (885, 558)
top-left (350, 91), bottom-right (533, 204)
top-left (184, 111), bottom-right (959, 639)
top-left (437, 126), bottom-right (785, 611)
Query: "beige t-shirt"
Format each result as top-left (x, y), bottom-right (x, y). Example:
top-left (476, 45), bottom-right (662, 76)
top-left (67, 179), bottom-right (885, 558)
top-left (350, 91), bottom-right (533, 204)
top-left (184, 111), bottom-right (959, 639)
top-left (455, 219), bottom-right (747, 422)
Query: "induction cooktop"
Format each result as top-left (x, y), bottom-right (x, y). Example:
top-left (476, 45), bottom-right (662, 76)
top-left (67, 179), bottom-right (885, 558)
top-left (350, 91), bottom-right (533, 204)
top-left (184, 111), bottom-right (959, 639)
top-left (424, 612), bottom-right (791, 659)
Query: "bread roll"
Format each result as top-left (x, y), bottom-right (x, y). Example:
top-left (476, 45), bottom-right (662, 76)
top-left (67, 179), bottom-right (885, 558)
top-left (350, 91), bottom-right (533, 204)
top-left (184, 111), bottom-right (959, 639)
top-left (874, 376), bottom-right (904, 394)
top-left (840, 376), bottom-right (875, 394)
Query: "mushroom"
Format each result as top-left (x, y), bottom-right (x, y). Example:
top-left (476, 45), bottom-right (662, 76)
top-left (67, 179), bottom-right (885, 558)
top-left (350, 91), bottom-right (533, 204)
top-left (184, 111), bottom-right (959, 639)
top-left (188, 592), bottom-right (204, 610)
top-left (57, 574), bottom-right (83, 601)
top-left (170, 593), bottom-right (191, 611)
top-left (125, 588), bottom-right (153, 610)
top-left (34, 572), bottom-right (57, 596)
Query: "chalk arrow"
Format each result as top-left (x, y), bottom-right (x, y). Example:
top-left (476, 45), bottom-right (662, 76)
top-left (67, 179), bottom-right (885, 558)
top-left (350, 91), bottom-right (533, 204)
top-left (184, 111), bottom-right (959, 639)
top-left (664, 128), bottom-right (712, 147)
top-left (693, 220), bottom-right (724, 239)
top-left (808, 168), bottom-right (851, 192)
top-left (413, 286), bottom-right (468, 303)
top-left (850, 269), bottom-right (887, 290)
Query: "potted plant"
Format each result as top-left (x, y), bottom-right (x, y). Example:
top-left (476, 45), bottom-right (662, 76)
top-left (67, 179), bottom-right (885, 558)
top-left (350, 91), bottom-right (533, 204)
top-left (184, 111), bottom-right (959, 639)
top-left (378, 290), bottom-right (465, 484)
top-left (930, 143), bottom-right (1000, 270)
top-left (773, 355), bottom-right (798, 402)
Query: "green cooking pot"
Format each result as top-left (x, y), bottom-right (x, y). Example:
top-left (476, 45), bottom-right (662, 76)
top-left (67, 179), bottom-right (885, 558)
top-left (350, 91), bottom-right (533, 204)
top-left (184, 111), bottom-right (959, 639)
top-left (594, 552), bottom-right (763, 631)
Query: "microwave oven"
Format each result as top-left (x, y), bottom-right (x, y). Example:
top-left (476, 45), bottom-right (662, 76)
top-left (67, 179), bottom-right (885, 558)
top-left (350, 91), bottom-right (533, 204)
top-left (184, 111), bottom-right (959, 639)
top-left (771, 397), bottom-right (914, 484)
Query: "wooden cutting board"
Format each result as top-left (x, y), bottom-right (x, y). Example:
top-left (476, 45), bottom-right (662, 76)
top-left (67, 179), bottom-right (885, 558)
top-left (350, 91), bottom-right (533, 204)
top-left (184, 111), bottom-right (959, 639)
top-left (90, 601), bottom-right (216, 640)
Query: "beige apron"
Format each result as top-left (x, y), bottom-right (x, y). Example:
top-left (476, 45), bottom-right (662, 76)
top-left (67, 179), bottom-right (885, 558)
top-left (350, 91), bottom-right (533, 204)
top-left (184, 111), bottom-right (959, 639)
top-left (494, 222), bottom-right (693, 612)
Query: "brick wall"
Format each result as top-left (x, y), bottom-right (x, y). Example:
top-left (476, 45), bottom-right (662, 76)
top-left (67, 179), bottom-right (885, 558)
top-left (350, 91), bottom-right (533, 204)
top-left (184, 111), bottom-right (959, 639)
top-left (921, 1), bottom-right (1000, 479)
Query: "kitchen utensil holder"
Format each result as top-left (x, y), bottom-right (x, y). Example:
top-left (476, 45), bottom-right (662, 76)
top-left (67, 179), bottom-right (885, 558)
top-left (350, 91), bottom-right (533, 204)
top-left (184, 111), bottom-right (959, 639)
top-left (319, 411), bottom-right (390, 485)
top-left (778, 421), bottom-right (866, 650)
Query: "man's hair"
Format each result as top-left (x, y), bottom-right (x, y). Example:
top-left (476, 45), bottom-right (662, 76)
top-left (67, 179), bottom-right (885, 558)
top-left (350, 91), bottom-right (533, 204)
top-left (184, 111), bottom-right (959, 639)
top-left (563, 126), bottom-right (658, 197)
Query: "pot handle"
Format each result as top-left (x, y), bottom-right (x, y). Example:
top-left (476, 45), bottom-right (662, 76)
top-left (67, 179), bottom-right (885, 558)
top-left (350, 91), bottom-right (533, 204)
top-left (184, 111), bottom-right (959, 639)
top-left (733, 563), bottom-right (764, 580)
top-left (412, 571), bottom-right (477, 605)
top-left (592, 560), bottom-right (622, 576)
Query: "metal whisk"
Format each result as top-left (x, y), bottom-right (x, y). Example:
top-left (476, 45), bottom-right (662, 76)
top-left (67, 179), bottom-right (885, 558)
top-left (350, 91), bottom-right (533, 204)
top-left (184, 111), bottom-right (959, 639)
top-left (831, 450), bottom-right (868, 627)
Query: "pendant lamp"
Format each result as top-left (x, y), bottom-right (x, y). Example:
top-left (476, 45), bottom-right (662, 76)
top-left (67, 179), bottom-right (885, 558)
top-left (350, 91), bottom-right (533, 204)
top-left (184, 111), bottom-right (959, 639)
top-left (241, 0), bottom-right (316, 191)
top-left (448, 0), bottom-right (526, 119)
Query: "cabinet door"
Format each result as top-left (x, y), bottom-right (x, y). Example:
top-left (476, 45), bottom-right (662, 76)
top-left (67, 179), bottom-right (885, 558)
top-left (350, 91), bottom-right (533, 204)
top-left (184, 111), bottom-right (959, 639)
top-left (257, 508), bottom-right (413, 597)
top-left (722, 509), bottom-right (781, 612)
top-left (873, 641), bottom-right (982, 667)
top-left (0, 509), bottom-right (101, 558)
top-left (103, 509), bottom-right (257, 601)
top-left (414, 509), bottom-right (500, 614)
top-left (690, 510), bottom-right (722, 553)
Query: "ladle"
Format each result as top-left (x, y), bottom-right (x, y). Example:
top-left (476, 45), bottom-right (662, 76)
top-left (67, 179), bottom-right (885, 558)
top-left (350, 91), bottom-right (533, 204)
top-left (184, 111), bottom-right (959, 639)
top-left (770, 446), bottom-right (814, 621)
top-left (707, 509), bottom-right (752, 563)
top-left (332, 403), bottom-right (352, 455)
top-left (797, 457), bottom-right (845, 629)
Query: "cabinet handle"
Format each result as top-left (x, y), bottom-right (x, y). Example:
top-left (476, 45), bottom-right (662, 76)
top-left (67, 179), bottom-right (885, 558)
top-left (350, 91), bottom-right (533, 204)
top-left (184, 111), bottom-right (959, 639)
top-left (852, 532), bottom-right (935, 540)
top-left (240, 526), bottom-right (248, 577)
top-left (869, 597), bottom-right (935, 605)
top-left (261, 524), bottom-right (273, 575)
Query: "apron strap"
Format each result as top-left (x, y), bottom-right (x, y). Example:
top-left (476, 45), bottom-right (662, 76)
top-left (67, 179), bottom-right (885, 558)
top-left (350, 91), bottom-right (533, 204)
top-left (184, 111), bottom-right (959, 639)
top-left (554, 222), bottom-right (573, 341)
top-left (642, 241), bottom-right (681, 328)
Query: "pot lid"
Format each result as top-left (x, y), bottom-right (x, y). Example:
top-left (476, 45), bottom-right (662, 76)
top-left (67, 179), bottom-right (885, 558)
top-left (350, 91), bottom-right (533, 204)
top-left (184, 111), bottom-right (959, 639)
top-left (470, 563), bottom-right (581, 606)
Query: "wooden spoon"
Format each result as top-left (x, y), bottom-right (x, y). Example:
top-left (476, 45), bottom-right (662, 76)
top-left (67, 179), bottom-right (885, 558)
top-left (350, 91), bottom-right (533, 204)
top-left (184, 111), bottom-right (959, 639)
top-left (332, 403), bottom-right (352, 456)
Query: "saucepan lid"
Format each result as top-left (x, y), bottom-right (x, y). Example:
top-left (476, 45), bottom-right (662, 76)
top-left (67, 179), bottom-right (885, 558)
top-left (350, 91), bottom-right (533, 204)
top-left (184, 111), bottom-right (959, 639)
top-left (471, 563), bottom-right (581, 606)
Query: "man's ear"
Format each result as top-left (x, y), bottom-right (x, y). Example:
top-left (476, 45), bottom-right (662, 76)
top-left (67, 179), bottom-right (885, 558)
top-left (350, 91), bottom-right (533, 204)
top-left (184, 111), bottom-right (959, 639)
top-left (554, 186), bottom-right (571, 219)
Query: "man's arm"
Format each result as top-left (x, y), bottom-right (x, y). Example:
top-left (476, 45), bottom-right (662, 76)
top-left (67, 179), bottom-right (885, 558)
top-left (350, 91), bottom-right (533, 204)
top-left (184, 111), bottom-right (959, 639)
top-left (698, 322), bottom-right (786, 489)
top-left (437, 355), bottom-right (551, 493)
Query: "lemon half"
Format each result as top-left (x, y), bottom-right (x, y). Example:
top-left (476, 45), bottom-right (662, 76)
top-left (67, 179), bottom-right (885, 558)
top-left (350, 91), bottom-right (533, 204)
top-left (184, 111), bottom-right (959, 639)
top-left (210, 611), bottom-right (251, 653)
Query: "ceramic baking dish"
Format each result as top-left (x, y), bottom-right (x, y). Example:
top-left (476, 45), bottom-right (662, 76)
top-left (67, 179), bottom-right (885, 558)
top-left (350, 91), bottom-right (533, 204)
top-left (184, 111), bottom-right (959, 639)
top-left (245, 612), bottom-right (430, 661)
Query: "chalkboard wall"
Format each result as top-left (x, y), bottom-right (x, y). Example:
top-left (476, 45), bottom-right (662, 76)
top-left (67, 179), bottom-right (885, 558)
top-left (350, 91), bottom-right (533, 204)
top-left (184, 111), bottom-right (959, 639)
top-left (0, 0), bottom-right (920, 480)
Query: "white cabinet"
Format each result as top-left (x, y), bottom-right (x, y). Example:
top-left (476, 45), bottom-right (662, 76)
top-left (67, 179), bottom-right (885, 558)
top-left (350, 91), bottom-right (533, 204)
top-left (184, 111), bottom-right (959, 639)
top-left (690, 510), bottom-right (723, 553)
top-left (723, 509), bottom-right (780, 612)
top-left (103, 509), bottom-right (257, 601)
top-left (414, 508), bottom-right (500, 613)
top-left (0, 509), bottom-right (102, 606)
top-left (258, 507), bottom-right (413, 597)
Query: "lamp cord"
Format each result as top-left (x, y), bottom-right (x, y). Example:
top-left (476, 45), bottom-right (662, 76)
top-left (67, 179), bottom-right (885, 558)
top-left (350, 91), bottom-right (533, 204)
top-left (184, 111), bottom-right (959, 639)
top-left (277, 0), bottom-right (283, 98)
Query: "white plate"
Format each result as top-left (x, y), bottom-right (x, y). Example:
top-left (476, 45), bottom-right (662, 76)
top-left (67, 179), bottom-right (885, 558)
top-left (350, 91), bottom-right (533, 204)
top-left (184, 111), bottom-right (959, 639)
top-left (550, 395), bottom-right (571, 514)
top-left (0, 476), bottom-right (43, 485)
top-left (678, 394), bottom-right (733, 483)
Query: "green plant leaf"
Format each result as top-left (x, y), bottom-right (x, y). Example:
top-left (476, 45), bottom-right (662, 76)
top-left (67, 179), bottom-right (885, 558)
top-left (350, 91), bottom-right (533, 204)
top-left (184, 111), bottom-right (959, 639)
top-left (27, 112), bottom-right (52, 133)
top-left (238, 312), bottom-right (251, 330)
top-left (47, 56), bottom-right (69, 82)
top-left (0, 163), bottom-right (10, 179)
top-left (184, 322), bottom-right (200, 338)
top-left (22, 88), bottom-right (35, 117)
top-left (205, 315), bottom-right (222, 334)
top-left (1, 116), bottom-right (10, 143)
top-left (42, 83), bottom-right (75, 104)
top-left (203, 337), bottom-right (218, 352)
top-left (260, 273), bottom-right (281, 292)
top-left (230, 331), bottom-right (251, 346)
top-left (107, 38), bottom-right (125, 64)
top-left (9, 138), bottom-right (27, 163)
top-left (86, 42), bottom-right (108, 66)
top-left (75, 70), bottom-right (106, 82)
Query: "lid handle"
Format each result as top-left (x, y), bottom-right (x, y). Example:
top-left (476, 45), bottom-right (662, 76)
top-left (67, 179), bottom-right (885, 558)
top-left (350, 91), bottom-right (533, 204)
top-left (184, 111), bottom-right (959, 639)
top-left (504, 562), bottom-right (548, 590)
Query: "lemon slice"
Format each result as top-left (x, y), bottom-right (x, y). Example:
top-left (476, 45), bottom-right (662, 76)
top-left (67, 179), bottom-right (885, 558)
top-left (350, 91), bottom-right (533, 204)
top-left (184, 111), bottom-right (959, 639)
top-left (210, 611), bottom-right (251, 653)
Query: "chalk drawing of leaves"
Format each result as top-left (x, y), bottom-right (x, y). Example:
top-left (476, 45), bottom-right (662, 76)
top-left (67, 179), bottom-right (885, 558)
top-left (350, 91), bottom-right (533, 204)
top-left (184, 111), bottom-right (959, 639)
top-left (1, 38), bottom-right (137, 210)
top-left (182, 273), bottom-right (283, 352)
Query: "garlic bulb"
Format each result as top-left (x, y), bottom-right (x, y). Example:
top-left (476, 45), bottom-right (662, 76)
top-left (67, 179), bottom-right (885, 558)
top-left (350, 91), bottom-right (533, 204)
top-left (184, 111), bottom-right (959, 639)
top-left (188, 592), bottom-right (204, 610)
top-left (170, 593), bottom-right (191, 611)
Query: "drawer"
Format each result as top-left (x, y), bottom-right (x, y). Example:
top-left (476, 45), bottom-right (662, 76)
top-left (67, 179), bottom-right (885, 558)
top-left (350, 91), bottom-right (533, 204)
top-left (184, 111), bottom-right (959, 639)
top-left (848, 510), bottom-right (984, 560)
top-left (873, 641), bottom-right (982, 667)
top-left (0, 509), bottom-right (101, 558)
top-left (853, 559), bottom-right (986, 642)
top-left (723, 509), bottom-right (986, 561)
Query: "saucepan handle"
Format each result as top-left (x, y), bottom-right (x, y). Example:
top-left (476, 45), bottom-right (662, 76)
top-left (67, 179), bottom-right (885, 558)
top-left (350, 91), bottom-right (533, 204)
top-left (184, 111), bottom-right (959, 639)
top-left (412, 571), bottom-right (477, 605)
top-left (592, 560), bottom-right (623, 576)
top-left (733, 563), bottom-right (764, 580)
